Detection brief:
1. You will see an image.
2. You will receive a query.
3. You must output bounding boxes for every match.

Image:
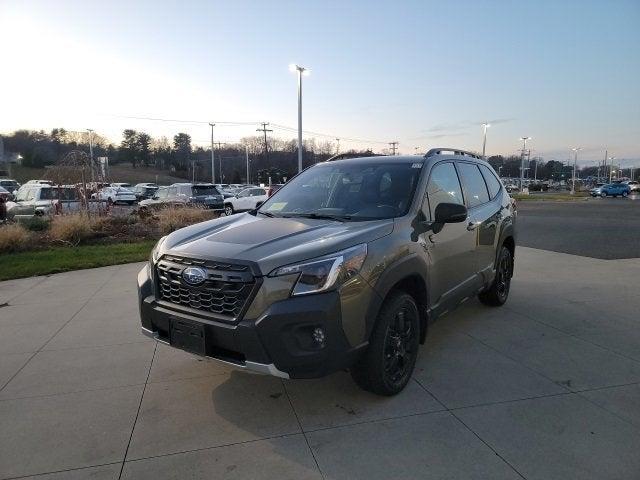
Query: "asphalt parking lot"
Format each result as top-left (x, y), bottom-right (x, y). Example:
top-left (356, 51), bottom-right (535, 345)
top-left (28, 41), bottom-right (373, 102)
top-left (1, 244), bottom-right (639, 480)
top-left (517, 195), bottom-right (640, 259)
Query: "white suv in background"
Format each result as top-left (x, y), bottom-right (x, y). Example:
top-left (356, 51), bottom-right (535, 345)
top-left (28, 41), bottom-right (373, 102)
top-left (223, 187), bottom-right (268, 216)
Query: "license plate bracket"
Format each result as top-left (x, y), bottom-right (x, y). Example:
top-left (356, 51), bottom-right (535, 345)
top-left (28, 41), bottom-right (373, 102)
top-left (170, 319), bottom-right (205, 355)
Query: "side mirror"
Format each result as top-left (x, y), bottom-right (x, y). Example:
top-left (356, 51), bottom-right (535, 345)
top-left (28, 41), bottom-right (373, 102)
top-left (255, 200), bottom-right (264, 208)
top-left (434, 203), bottom-right (467, 224)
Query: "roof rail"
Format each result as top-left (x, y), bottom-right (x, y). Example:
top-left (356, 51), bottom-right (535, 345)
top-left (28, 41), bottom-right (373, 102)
top-left (325, 151), bottom-right (386, 162)
top-left (424, 148), bottom-right (482, 160)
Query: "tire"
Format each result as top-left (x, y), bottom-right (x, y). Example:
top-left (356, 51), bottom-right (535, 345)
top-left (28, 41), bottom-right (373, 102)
top-left (224, 204), bottom-right (234, 216)
top-left (107, 197), bottom-right (114, 205)
top-left (350, 292), bottom-right (420, 396)
top-left (601, 192), bottom-right (607, 198)
top-left (622, 191), bottom-right (628, 197)
top-left (479, 245), bottom-right (513, 306)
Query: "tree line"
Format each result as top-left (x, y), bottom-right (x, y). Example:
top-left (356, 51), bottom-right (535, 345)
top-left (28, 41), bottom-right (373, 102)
top-left (1, 128), bottom-right (367, 183)
top-left (2, 129), bottom-right (598, 183)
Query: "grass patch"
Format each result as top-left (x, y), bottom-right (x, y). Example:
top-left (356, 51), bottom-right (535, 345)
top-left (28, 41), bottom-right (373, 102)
top-left (513, 193), bottom-right (590, 201)
top-left (0, 240), bottom-right (155, 280)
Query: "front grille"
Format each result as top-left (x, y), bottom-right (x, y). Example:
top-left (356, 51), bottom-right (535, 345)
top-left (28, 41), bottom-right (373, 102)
top-left (156, 255), bottom-right (256, 321)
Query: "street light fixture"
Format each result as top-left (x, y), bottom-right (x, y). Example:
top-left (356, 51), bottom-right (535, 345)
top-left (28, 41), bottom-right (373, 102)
top-left (481, 123), bottom-right (491, 159)
top-left (289, 64), bottom-right (309, 173)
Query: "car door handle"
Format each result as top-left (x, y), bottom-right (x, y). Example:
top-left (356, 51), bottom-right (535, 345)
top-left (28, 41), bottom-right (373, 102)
top-left (467, 221), bottom-right (480, 231)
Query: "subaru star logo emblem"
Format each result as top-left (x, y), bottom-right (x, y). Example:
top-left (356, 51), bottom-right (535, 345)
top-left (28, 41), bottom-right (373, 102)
top-left (182, 267), bottom-right (207, 285)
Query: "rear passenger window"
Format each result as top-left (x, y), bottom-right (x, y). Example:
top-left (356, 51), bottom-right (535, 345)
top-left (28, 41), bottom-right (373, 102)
top-left (426, 162), bottom-right (464, 220)
top-left (457, 163), bottom-right (489, 208)
top-left (479, 165), bottom-right (502, 199)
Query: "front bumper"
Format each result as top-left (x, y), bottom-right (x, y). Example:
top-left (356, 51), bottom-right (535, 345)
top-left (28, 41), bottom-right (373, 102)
top-left (138, 264), bottom-right (363, 379)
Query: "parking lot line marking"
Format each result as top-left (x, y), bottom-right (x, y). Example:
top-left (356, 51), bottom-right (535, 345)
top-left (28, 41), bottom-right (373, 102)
top-left (118, 342), bottom-right (158, 480)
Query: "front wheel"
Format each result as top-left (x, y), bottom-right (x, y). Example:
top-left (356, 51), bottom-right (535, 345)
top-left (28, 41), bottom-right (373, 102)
top-left (351, 292), bottom-right (419, 396)
top-left (224, 204), bottom-right (234, 216)
top-left (479, 245), bottom-right (513, 306)
top-left (601, 192), bottom-right (607, 198)
top-left (622, 191), bottom-right (629, 197)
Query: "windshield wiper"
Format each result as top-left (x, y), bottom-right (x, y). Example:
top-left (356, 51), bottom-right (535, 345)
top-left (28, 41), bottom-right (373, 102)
top-left (257, 210), bottom-right (277, 218)
top-left (286, 212), bottom-right (350, 222)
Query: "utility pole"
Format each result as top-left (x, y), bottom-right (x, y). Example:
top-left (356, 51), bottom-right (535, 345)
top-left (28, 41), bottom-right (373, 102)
top-left (388, 141), bottom-right (399, 155)
top-left (87, 129), bottom-right (95, 182)
top-left (209, 123), bottom-right (216, 184)
top-left (519, 137), bottom-right (531, 191)
top-left (256, 122), bottom-right (273, 166)
top-left (191, 160), bottom-right (196, 183)
top-left (335, 138), bottom-right (340, 154)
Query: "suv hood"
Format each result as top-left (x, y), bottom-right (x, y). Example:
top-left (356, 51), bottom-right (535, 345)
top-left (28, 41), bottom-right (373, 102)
top-left (162, 212), bottom-right (393, 274)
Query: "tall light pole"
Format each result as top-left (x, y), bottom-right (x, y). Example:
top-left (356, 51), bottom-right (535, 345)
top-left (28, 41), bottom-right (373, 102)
top-left (87, 129), bottom-right (95, 182)
top-left (571, 147), bottom-right (581, 195)
top-left (519, 137), bottom-right (531, 190)
top-left (289, 64), bottom-right (309, 173)
top-left (335, 138), bottom-right (340, 154)
top-left (209, 123), bottom-right (216, 184)
top-left (245, 145), bottom-right (250, 184)
top-left (481, 123), bottom-right (491, 159)
top-left (609, 156), bottom-right (616, 182)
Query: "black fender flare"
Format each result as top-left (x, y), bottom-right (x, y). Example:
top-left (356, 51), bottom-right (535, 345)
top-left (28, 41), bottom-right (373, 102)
top-left (366, 253), bottom-right (430, 344)
top-left (496, 221), bottom-right (516, 274)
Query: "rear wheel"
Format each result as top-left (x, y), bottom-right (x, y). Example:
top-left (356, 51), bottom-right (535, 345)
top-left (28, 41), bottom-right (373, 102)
top-left (224, 204), bottom-right (234, 216)
top-left (622, 191), bottom-right (628, 197)
top-left (479, 245), bottom-right (513, 306)
top-left (600, 192), bottom-right (607, 198)
top-left (351, 292), bottom-right (419, 396)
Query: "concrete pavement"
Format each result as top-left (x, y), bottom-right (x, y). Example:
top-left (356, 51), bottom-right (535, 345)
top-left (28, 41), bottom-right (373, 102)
top-left (0, 247), bottom-right (639, 479)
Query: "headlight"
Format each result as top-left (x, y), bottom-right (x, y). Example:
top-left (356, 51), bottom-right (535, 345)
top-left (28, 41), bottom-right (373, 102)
top-left (150, 236), bottom-right (167, 264)
top-left (271, 244), bottom-right (367, 296)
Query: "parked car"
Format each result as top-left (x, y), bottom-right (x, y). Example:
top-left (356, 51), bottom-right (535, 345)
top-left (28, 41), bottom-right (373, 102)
top-left (599, 183), bottom-right (630, 197)
top-left (139, 183), bottom-right (224, 210)
top-left (92, 186), bottom-right (137, 205)
top-left (0, 186), bottom-right (12, 202)
top-left (0, 178), bottom-right (20, 195)
top-left (590, 183), bottom-right (605, 196)
top-left (23, 179), bottom-right (54, 186)
top-left (223, 187), bottom-right (268, 216)
top-left (625, 181), bottom-right (640, 193)
top-left (111, 182), bottom-right (132, 189)
top-left (133, 183), bottom-right (159, 201)
top-left (6, 185), bottom-right (86, 218)
top-left (139, 148), bottom-right (516, 395)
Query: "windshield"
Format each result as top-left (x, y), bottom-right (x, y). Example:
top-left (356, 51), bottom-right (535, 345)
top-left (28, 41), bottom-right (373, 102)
top-left (192, 185), bottom-right (220, 196)
top-left (259, 161), bottom-right (423, 220)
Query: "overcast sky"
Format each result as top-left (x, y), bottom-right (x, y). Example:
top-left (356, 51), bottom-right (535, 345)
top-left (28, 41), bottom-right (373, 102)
top-left (1, 0), bottom-right (638, 164)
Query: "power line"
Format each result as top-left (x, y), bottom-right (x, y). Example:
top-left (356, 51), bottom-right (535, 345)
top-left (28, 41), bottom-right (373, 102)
top-left (107, 114), bottom-right (390, 146)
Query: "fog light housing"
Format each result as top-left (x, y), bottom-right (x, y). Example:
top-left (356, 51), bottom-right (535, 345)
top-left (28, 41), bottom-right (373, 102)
top-left (312, 327), bottom-right (326, 347)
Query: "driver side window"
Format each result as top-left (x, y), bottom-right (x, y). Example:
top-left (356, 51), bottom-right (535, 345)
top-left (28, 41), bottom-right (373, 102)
top-left (425, 162), bottom-right (464, 220)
